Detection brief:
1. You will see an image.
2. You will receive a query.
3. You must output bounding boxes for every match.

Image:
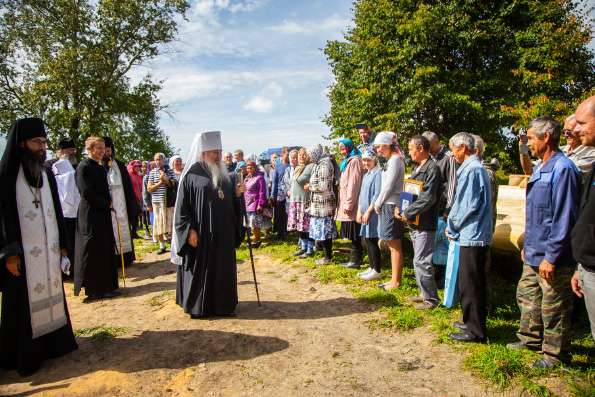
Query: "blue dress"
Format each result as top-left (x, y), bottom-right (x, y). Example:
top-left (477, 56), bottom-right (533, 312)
top-left (358, 167), bottom-right (382, 238)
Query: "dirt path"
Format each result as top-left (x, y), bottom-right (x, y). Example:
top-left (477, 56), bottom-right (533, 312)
top-left (1, 251), bottom-right (494, 396)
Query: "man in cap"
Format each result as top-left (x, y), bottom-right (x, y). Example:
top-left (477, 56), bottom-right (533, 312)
top-left (44, 137), bottom-right (78, 169)
top-left (171, 131), bottom-right (243, 318)
top-left (0, 117), bottom-right (77, 376)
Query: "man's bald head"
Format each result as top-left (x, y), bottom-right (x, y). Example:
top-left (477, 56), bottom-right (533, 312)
top-left (574, 95), bottom-right (595, 147)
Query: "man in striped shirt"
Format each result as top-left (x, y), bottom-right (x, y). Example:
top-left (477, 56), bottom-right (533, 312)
top-left (147, 153), bottom-right (176, 254)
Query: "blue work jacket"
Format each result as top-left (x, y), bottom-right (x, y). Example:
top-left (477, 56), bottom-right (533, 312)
top-left (446, 155), bottom-right (493, 247)
top-left (524, 150), bottom-right (580, 268)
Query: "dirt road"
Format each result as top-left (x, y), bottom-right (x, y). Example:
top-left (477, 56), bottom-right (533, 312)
top-left (0, 251), bottom-right (492, 396)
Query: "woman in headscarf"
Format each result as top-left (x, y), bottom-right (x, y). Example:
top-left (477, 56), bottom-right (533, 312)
top-left (336, 138), bottom-right (364, 269)
top-left (243, 160), bottom-right (271, 247)
top-left (308, 144), bottom-right (337, 265)
top-left (127, 160), bottom-right (144, 238)
top-left (356, 149), bottom-right (383, 280)
top-left (169, 155), bottom-right (184, 179)
top-left (374, 131), bottom-right (405, 290)
top-left (287, 147), bottom-right (315, 257)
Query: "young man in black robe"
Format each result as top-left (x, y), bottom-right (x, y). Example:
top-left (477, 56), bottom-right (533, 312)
top-left (73, 137), bottom-right (120, 299)
top-left (102, 137), bottom-right (137, 268)
top-left (0, 117), bottom-right (77, 376)
top-left (171, 131), bottom-right (243, 318)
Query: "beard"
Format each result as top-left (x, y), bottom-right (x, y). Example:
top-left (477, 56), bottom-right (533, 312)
top-left (21, 148), bottom-right (46, 186)
top-left (202, 160), bottom-right (229, 188)
top-left (60, 152), bottom-right (78, 166)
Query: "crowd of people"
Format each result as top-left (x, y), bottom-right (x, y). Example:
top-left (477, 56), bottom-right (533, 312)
top-left (0, 95), bottom-right (594, 377)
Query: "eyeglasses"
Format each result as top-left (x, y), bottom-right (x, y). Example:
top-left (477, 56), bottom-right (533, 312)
top-left (29, 138), bottom-right (48, 146)
top-left (563, 129), bottom-right (574, 138)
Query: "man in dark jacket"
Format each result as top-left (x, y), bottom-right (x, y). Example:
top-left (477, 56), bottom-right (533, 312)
top-left (571, 95), bottom-right (595, 341)
top-left (395, 135), bottom-right (441, 309)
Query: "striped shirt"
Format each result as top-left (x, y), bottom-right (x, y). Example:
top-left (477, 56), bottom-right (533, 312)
top-left (148, 168), bottom-right (175, 204)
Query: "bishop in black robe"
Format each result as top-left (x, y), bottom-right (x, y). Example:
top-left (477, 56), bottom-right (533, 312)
top-left (174, 160), bottom-right (243, 318)
top-left (0, 118), bottom-right (77, 376)
top-left (74, 156), bottom-right (119, 298)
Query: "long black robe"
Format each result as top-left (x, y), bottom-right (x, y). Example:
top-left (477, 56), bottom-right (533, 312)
top-left (0, 167), bottom-right (78, 376)
top-left (74, 158), bottom-right (118, 297)
top-left (175, 162), bottom-right (243, 317)
top-left (108, 159), bottom-right (137, 268)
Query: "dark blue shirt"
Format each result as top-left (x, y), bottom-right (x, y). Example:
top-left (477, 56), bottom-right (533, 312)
top-left (525, 150), bottom-right (580, 267)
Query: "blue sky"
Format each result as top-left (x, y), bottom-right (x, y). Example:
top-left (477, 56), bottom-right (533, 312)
top-left (132, 0), bottom-right (354, 158)
top-left (132, 0), bottom-right (595, 159)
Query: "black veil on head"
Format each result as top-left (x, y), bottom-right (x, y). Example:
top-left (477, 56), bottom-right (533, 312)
top-left (0, 117), bottom-right (47, 184)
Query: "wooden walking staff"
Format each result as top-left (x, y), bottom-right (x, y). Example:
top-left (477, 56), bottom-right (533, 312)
top-left (237, 171), bottom-right (261, 306)
top-left (112, 208), bottom-right (127, 287)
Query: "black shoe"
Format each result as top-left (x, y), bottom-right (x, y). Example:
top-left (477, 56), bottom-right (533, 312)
top-left (101, 290), bottom-right (122, 299)
top-left (453, 321), bottom-right (467, 331)
top-left (251, 241), bottom-right (262, 248)
top-left (293, 249), bottom-right (306, 257)
top-left (449, 331), bottom-right (485, 343)
top-left (156, 247), bottom-right (167, 255)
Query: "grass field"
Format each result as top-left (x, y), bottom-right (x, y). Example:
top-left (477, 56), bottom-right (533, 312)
top-left (237, 234), bottom-right (594, 396)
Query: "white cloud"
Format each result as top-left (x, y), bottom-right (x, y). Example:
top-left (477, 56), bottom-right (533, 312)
top-left (269, 15), bottom-right (352, 35)
top-left (243, 96), bottom-right (274, 113)
top-left (192, 0), bottom-right (266, 17)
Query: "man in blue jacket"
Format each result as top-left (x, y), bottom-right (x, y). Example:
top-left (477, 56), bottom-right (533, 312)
top-left (446, 132), bottom-right (493, 343)
top-left (508, 116), bottom-right (580, 369)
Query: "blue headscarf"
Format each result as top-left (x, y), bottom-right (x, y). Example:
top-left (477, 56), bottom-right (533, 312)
top-left (339, 138), bottom-right (361, 172)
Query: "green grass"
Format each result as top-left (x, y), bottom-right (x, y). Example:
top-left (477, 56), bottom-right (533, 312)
top-left (244, 234), bottom-right (595, 395)
top-left (74, 325), bottom-right (130, 342)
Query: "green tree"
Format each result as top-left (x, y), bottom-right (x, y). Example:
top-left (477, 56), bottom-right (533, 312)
top-left (0, 0), bottom-right (189, 160)
top-left (324, 0), bottom-right (594, 172)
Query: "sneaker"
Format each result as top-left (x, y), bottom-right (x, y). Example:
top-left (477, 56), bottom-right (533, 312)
top-left (341, 262), bottom-right (361, 269)
top-left (407, 296), bottom-right (425, 304)
top-left (532, 357), bottom-right (559, 370)
top-left (360, 269), bottom-right (382, 281)
top-left (506, 341), bottom-right (539, 351)
top-left (315, 258), bottom-right (331, 266)
top-left (358, 267), bottom-right (373, 277)
top-left (453, 321), bottom-right (467, 331)
top-left (299, 251), bottom-right (313, 259)
top-left (293, 249), bottom-right (306, 257)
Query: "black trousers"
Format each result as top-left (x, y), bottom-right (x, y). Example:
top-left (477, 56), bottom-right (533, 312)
top-left (64, 217), bottom-right (77, 266)
top-left (364, 237), bottom-right (381, 272)
top-left (350, 237), bottom-right (363, 264)
top-left (322, 239), bottom-right (333, 259)
top-left (273, 200), bottom-right (288, 238)
top-left (457, 246), bottom-right (488, 340)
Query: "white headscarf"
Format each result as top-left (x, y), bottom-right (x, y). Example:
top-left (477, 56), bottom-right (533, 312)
top-left (169, 155), bottom-right (183, 174)
top-left (52, 159), bottom-right (80, 218)
top-left (170, 131), bottom-right (222, 265)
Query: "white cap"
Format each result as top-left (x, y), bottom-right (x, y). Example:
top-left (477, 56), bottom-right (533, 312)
top-left (200, 131), bottom-right (222, 152)
top-left (373, 131), bottom-right (396, 145)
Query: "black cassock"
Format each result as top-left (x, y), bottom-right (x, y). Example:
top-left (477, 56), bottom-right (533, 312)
top-left (0, 168), bottom-right (78, 376)
top-left (174, 162), bottom-right (243, 317)
top-left (74, 158), bottom-right (118, 297)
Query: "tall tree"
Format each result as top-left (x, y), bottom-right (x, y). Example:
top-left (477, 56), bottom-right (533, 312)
top-left (324, 0), bottom-right (594, 171)
top-left (0, 0), bottom-right (189, 160)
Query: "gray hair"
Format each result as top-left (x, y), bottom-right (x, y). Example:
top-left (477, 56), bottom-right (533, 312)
top-left (449, 132), bottom-right (475, 151)
top-left (528, 116), bottom-right (562, 144)
top-left (422, 130), bottom-right (439, 143)
top-left (471, 134), bottom-right (485, 158)
top-left (154, 152), bottom-right (165, 160)
top-left (565, 114), bottom-right (576, 122)
top-left (289, 149), bottom-right (298, 156)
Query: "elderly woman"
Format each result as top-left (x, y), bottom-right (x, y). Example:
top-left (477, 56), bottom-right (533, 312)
top-left (374, 131), bottom-right (405, 290)
top-left (308, 144), bottom-right (338, 265)
top-left (243, 160), bottom-right (271, 247)
top-left (169, 155), bottom-right (184, 179)
top-left (287, 148), bottom-right (315, 257)
top-left (357, 149), bottom-right (383, 280)
top-left (336, 138), bottom-right (364, 269)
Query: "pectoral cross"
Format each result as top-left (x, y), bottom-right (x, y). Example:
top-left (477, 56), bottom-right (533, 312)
top-left (32, 198), bottom-right (40, 208)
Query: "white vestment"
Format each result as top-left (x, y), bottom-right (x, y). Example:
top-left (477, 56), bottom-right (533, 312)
top-left (107, 162), bottom-right (132, 254)
top-left (52, 159), bottom-right (80, 219)
top-left (16, 166), bottom-right (67, 338)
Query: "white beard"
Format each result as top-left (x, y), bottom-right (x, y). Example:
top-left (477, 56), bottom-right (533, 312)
top-left (203, 160), bottom-right (229, 188)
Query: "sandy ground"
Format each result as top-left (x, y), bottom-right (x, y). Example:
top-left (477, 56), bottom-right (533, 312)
top-left (0, 250), bottom-right (496, 397)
